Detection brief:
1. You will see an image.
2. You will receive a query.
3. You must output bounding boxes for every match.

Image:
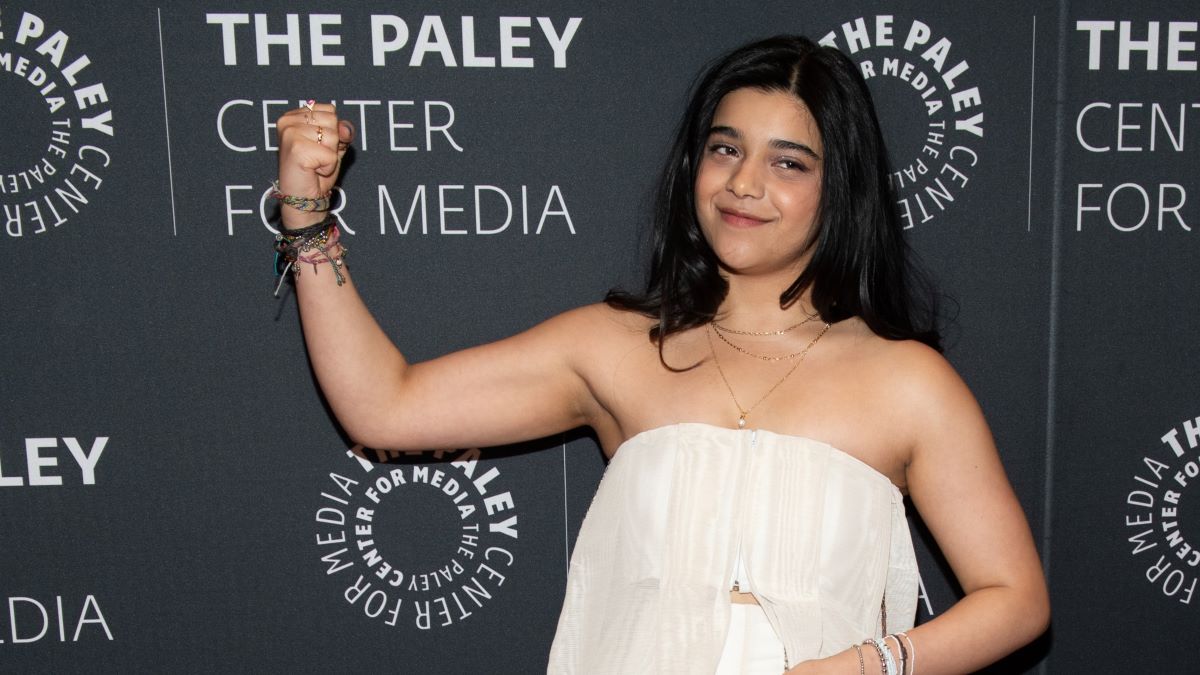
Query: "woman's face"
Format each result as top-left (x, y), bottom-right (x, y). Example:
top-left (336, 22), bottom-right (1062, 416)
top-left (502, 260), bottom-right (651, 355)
top-left (694, 87), bottom-right (824, 278)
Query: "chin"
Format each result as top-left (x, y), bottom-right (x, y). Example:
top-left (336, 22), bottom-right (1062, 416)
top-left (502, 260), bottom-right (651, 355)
top-left (718, 252), bottom-right (808, 280)
top-left (710, 244), bottom-right (755, 272)
top-left (716, 255), bottom-right (771, 276)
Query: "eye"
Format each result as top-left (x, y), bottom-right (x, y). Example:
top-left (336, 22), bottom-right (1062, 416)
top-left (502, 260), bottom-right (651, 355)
top-left (775, 157), bottom-right (809, 173)
top-left (706, 142), bottom-right (738, 157)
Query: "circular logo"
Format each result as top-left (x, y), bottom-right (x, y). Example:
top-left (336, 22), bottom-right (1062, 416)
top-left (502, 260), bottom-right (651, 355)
top-left (820, 15), bottom-right (985, 229)
top-left (313, 445), bottom-right (520, 630)
top-left (1, 7), bottom-right (114, 240)
top-left (1123, 415), bottom-right (1200, 606)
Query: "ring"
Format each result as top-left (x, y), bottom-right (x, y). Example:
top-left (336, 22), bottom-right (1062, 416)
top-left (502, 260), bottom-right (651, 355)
top-left (303, 99), bottom-right (315, 111)
top-left (316, 127), bottom-right (324, 144)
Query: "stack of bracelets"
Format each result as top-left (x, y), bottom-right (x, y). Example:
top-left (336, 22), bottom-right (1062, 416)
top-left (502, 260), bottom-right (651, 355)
top-left (851, 633), bottom-right (916, 675)
top-left (270, 180), bottom-right (347, 296)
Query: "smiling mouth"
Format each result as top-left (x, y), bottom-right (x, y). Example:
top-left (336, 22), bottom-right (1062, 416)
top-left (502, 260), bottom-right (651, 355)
top-left (718, 208), bottom-right (771, 228)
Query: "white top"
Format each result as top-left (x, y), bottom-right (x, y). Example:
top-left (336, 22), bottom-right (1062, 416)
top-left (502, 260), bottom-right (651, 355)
top-left (548, 423), bottom-right (918, 673)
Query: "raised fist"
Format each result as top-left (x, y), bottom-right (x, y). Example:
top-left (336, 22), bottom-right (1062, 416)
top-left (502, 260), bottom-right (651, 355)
top-left (275, 101), bottom-right (355, 228)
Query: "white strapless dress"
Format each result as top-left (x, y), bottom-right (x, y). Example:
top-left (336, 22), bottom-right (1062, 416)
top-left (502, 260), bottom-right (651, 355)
top-left (548, 423), bottom-right (918, 673)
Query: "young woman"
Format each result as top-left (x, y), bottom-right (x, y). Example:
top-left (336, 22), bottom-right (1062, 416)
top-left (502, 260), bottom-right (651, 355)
top-left (274, 35), bottom-right (1048, 674)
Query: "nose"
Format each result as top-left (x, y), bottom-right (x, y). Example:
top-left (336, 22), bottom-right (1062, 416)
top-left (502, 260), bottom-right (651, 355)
top-left (726, 159), bottom-right (763, 199)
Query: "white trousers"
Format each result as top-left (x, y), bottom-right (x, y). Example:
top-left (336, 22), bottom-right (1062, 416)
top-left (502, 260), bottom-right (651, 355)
top-left (714, 603), bottom-right (787, 674)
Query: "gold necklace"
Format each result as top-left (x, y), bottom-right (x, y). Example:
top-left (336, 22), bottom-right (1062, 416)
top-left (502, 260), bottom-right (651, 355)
top-left (711, 308), bottom-right (818, 336)
top-left (707, 321), bottom-right (831, 428)
top-left (711, 324), bottom-right (818, 361)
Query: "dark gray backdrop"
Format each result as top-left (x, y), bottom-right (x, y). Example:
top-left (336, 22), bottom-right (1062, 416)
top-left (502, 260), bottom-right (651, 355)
top-left (1, 0), bottom-right (1195, 672)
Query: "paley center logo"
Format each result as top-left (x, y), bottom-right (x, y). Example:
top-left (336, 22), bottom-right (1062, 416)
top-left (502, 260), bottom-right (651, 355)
top-left (1124, 414), bottom-right (1200, 606)
top-left (820, 15), bottom-right (986, 229)
top-left (313, 445), bottom-right (519, 630)
top-left (205, 11), bottom-right (583, 239)
top-left (0, 435), bottom-right (114, 644)
top-left (0, 7), bottom-right (114, 239)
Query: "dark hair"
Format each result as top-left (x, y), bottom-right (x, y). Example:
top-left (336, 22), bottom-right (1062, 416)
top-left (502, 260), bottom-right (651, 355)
top-left (606, 34), bottom-right (942, 355)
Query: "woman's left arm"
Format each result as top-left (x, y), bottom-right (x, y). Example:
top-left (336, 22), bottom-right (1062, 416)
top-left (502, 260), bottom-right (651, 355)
top-left (791, 342), bottom-right (1049, 675)
top-left (878, 343), bottom-right (1050, 673)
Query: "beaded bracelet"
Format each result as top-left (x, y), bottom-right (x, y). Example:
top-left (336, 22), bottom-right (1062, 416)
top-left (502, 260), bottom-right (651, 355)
top-left (852, 644), bottom-right (865, 675)
top-left (274, 217), bottom-right (337, 267)
top-left (272, 215), bottom-right (347, 295)
top-left (292, 223), bottom-right (340, 260)
top-left (296, 228), bottom-right (349, 277)
top-left (271, 180), bottom-right (333, 212)
top-left (862, 639), bottom-right (884, 675)
top-left (866, 638), bottom-right (897, 675)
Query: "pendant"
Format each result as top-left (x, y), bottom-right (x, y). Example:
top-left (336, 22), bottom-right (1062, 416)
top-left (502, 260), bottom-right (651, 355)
top-left (737, 414), bottom-right (747, 428)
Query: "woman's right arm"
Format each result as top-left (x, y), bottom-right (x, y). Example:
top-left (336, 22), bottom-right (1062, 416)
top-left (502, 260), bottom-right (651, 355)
top-left (275, 103), bottom-right (606, 452)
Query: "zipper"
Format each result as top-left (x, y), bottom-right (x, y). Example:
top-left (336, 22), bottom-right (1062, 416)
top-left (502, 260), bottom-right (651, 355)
top-left (731, 429), bottom-right (757, 594)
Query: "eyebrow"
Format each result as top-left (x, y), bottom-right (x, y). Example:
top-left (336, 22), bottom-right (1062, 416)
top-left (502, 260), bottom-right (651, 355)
top-left (708, 125), bottom-right (822, 161)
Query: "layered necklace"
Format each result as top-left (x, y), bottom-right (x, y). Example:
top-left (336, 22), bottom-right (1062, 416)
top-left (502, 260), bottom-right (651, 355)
top-left (710, 309), bottom-right (825, 360)
top-left (711, 305), bottom-right (818, 336)
top-left (706, 316), bottom-right (831, 429)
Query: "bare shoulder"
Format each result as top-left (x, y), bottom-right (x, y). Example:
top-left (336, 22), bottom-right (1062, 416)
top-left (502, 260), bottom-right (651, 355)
top-left (850, 329), bottom-right (971, 410)
top-left (534, 303), bottom-right (657, 378)
top-left (830, 322), bottom-right (983, 456)
top-left (543, 302), bottom-right (653, 344)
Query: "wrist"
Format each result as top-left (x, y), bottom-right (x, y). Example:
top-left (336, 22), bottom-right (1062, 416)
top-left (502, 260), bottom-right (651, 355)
top-left (272, 214), bottom-right (349, 294)
top-left (787, 648), bottom-right (873, 675)
top-left (272, 179), bottom-right (335, 230)
top-left (280, 210), bottom-right (328, 231)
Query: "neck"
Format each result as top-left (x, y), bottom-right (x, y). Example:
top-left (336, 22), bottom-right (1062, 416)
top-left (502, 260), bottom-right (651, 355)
top-left (717, 270), bottom-right (813, 330)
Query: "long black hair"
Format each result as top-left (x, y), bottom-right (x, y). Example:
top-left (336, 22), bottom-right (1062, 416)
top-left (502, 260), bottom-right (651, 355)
top-left (606, 35), bottom-right (942, 354)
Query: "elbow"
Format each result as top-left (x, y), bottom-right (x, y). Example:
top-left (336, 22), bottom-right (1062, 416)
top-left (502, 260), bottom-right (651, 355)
top-left (339, 407), bottom-right (423, 452)
top-left (976, 575), bottom-right (1050, 651)
top-left (334, 411), bottom-right (393, 451)
top-left (1016, 578), bottom-right (1051, 646)
top-left (342, 421), bottom-right (403, 452)
top-left (328, 396), bottom-right (408, 451)
top-left (1030, 588), bottom-right (1051, 641)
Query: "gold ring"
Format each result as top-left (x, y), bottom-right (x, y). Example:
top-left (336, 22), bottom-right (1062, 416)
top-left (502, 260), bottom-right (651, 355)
top-left (316, 127), bottom-right (324, 144)
top-left (304, 99), bottom-right (315, 111)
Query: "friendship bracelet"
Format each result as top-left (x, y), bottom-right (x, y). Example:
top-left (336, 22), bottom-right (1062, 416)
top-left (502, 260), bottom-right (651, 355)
top-left (275, 224), bottom-right (336, 268)
top-left (271, 180), bottom-right (333, 212)
top-left (296, 228), bottom-right (347, 269)
top-left (296, 243), bottom-right (349, 282)
top-left (273, 241), bottom-right (348, 294)
top-left (295, 224), bottom-right (341, 260)
top-left (272, 216), bottom-right (348, 295)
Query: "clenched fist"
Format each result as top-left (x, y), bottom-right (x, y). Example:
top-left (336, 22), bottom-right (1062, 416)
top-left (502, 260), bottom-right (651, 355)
top-left (275, 101), bottom-right (355, 230)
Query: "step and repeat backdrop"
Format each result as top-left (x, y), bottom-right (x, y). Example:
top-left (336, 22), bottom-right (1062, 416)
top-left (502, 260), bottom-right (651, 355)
top-left (1, 0), bottom-right (1195, 672)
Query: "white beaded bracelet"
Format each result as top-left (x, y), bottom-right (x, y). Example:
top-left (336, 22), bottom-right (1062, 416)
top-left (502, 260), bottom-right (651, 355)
top-left (869, 637), bottom-right (897, 675)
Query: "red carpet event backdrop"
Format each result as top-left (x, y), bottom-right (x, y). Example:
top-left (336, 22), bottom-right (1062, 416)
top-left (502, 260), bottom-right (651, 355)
top-left (1, 0), bottom-right (1196, 671)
